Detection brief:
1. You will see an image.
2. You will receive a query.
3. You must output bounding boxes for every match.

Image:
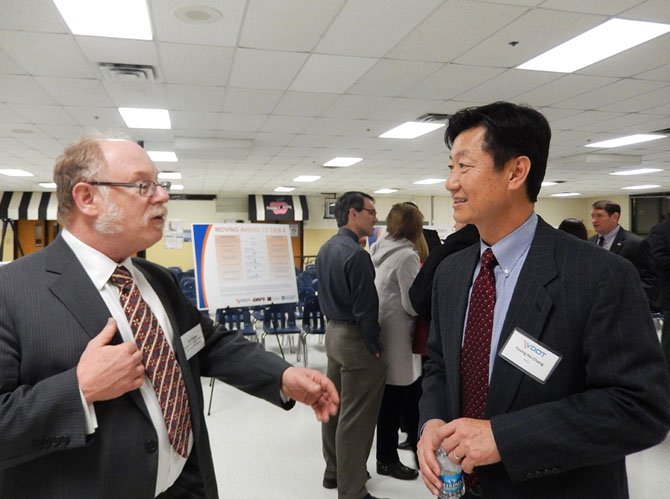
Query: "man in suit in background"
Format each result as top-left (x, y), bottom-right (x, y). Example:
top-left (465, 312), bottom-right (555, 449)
top-left (0, 135), bottom-right (339, 498)
top-left (646, 214), bottom-right (670, 373)
top-left (417, 102), bottom-right (670, 499)
top-left (590, 199), bottom-right (658, 308)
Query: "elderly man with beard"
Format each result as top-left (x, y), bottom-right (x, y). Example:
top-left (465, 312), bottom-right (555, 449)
top-left (0, 135), bottom-right (339, 499)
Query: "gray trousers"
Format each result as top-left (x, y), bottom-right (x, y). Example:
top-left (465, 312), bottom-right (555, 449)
top-left (322, 322), bottom-right (387, 499)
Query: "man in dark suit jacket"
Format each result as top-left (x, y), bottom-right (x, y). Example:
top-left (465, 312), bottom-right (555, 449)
top-left (589, 199), bottom-right (658, 308)
top-left (0, 136), bottom-right (338, 498)
top-left (646, 216), bottom-right (670, 372)
top-left (417, 102), bottom-right (670, 499)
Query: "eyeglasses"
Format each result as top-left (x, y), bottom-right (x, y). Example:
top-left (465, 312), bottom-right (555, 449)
top-left (89, 180), bottom-right (171, 197)
top-left (359, 208), bottom-right (377, 216)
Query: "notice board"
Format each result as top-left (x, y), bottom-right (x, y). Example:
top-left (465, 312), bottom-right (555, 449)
top-left (191, 223), bottom-right (298, 310)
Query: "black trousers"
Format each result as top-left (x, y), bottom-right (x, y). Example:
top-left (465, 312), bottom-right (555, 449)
top-left (376, 378), bottom-right (421, 463)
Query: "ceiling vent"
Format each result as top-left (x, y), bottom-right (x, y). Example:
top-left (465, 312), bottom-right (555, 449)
top-left (99, 63), bottom-right (156, 82)
top-left (415, 112), bottom-right (451, 123)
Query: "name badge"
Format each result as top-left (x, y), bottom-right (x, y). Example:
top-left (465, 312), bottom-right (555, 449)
top-left (498, 328), bottom-right (561, 384)
top-left (182, 324), bottom-right (205, 360)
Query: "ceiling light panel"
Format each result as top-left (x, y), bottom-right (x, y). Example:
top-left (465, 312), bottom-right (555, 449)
top-left (414, 178), bottom-right (446, 185)
top-left (379, 122), bottom-right (445, 139)
top-left (53, 0), bottom-right (153, 40)
top-left (323, 157), bottom-right (362, 167)
top-left (585, 134), bottom-right (666, 148)
top-left (610, 168), bottom-right (662, 176)
top-left (148, 151), bottom-right (178, 162)
top-left (518, 19), bottom-right (670, 73)
top-left (118, 108), bottom-right (172, 129)
top-left (0, 169), bottom-right (33, 177)
top-left (293, 175), bottom-right (321, 182)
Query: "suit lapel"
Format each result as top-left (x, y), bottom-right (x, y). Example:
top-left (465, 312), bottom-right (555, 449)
top-left (611, 227), bottom-right (626, 254)
top-left (46, 237), bottom-right (116, 341)
top-left (486, 219), bottom-right (557, 416)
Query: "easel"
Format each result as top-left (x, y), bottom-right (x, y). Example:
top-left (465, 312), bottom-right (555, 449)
top-left (0, 218), bottom-right (24, 261)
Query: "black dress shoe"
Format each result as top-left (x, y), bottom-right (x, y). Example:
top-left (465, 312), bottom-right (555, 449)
top-left (323, 471), bottom-right (371, 489)
top-left (397, 438), bottom-right (411, 450)
top-left (322, 476), bottom-right (337, 489)
top-left (376, 460), bottom-right (419, 480)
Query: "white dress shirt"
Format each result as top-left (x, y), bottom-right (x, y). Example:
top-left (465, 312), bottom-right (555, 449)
top-left (62, 229), bottom-right (192, 497)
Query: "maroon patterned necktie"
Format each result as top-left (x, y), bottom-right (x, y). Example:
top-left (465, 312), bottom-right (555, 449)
top-left (110, 266), bottom-right (191, 457)
top-left (460, 248), bottom-right (497, 491)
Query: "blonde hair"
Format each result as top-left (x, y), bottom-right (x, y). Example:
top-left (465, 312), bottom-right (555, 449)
top-left (385, 203), bottom-right (428, 261)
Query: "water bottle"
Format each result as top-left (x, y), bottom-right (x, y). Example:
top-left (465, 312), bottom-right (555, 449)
top-left (436, 448), bottom-right (465, 498)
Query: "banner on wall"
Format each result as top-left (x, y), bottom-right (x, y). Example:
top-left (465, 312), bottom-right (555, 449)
top-left (248, 194), bottom-right (309, 221)
top-left (191, 223), bottom-right (299, 310)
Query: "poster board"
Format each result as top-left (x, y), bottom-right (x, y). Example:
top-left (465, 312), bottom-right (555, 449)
top-left (191, 223), bottom-right (298, 310)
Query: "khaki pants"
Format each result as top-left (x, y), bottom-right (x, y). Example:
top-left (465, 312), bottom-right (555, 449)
top-left (322, 322), bottom-right (387, 499)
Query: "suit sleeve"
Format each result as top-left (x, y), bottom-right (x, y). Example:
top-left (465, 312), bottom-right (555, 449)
top-left (648, 225), bottom-right (670, 275)
top-left (490, 256), bottom-right (670, 483)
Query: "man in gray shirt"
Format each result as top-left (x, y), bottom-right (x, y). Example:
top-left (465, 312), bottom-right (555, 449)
top-left (317, 191), bottom-right (387, 499)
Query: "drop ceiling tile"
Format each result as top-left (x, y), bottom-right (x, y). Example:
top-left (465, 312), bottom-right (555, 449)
top-left (348, 59), bottom-right (443, 97)
top-left (64, 106), bottom-right (125, 128)
top-left (403, 64), bottom-right (505, 100)
top-left (222, 88), bottom-right (283, 114)
top-left (600, 85), bottom-right (670, 113)
top-left (0, 47), bottom-right (26, 75)
top-left (218, 113), bottom-right (267, 133)
top-left (515, 74), bottom-right (619, 107)
top-left (540, 0), bottom-right (644, 15)
top-left (102, 80), bottom-right (168, 108)
top-left (160, 43), bottom-right (234, 85)
top-left (290, 54), bottom-right (377, 93)
top-left (36, 77), bottom-right (112, 106)
top-left (457, 69), bottom-right (562, 102)
top-left (557, 78), bottom-right (666, 109)
top-left (388, 0), bottom-right (528, 63)
top-left (151, 0), bottom-right (246, 46)
top-left (166, 84), bottom-right (226, 112)
top-left (0, 32), bottom-right (93, 78)
top-left (273, 92), bottom-right (339, 117)
top-left (229, 48), bottom-right (308, 90)
top-left (241, 0), bottom-right (344, 51)
top-left (171, 110), bottom-right (220, 130)
top-left (367, 97), bottom-right (442, 122)
top-left (1, 75), bottom-right (58, 105)
top-left (315, 0), bottom-right (442, 57)
top-left (0, 0), bottom-right (68, 32)
top-left (7, 104), bottom-right (76, 125)
top-left (322, 95), bottom-right (392, 120)
top-left (262, 115), bottom-right (313, 134)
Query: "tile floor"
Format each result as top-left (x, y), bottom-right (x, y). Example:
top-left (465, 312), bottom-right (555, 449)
top-left (204, 334), bottom-right (670, 499)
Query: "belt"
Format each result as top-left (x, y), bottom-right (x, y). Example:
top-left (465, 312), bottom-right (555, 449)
top-left (327, 319), bottom-right (357, 326)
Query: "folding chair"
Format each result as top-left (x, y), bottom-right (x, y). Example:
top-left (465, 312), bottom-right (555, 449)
top-left (299, 295), bottom-right (326, 367)
top-left (261, 302), bottom-right (301, 360)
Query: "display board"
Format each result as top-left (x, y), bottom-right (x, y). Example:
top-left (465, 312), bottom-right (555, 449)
top-left (191, 223), bottom-right (298, 310)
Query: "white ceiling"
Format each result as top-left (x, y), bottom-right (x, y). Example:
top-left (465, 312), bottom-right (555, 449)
top-left (1, 0), bottom-right (670, 199)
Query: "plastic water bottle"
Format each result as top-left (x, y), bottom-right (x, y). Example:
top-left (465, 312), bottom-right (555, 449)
top-left (436, 448), bottom-right (465, 498)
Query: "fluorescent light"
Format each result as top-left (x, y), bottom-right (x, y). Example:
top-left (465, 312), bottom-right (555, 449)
top-left (379, 122), bottom-right (445, 139)
top-left (148, 151), bottom-right (178, 162)
top-left (622, 184), bottom-right (661, 190)
top-left (274, 186), bottom-right (295, 192)
top-left (0, 169), bottom-right (33, 177)
top-left (293, 175), bottom-right (321, 183)
top-left (170, 184), bottom-right (185, 191)
top-left (551, 192), bottom-right (581, 197)
top-left (518, 19), bottom-right (670, 73)
top-left (414, 178), bottom-right (446, 185)
top-left (53, 0), bottom-right (152, 40)
top-left (541, 181), bottom-right (558, 186)
top-left (118, 108), bottom-right (171, 129)
top-left (39, 182), bottom-right (57, 189)
top-left (610, 168), bottom-right (662, 176)
top-left (323, 157), bottom-right (362, 167)
top-left (586, 134), bottom-right (666, 148)
top-left (374, 188), bottom-right (398, 194)
top-left (158, 171), bottom-right (182, 180)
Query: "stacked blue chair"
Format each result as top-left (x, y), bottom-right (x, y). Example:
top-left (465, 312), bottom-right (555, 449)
top-left (208, 306), bottom-right (257, 415)
top-left (179, 276), bottom-right (197, 306)
top-left (299, 295), bottom-right (326, 367)
top-left (261, 302), bottom-right (301, 360)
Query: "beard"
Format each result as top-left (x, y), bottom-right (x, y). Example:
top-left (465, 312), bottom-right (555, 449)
top-left (94, 194), bottom-right (124, 234)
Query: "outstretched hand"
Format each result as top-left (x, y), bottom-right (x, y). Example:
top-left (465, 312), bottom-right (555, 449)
top-left (281, 366), bottom-right (339, 422)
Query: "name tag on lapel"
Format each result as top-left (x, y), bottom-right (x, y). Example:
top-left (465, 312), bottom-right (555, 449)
top-left (182, 324), bottom-right (205, 360)
top-left (498, 328), bottom-right (561, 384)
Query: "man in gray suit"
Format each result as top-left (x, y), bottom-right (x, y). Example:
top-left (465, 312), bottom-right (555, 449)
top-left (0, 136), bottom-right (339, 498)
top-left (417, 102), bottom-right (670, 499)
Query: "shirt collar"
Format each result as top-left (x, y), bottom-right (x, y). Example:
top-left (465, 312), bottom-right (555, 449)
top-left (60, 229), bottom-right (134, 290)
top-left (481, 212), bottom-right (538, 277)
